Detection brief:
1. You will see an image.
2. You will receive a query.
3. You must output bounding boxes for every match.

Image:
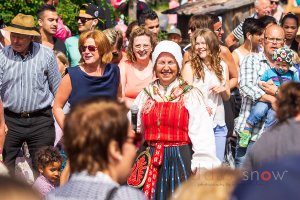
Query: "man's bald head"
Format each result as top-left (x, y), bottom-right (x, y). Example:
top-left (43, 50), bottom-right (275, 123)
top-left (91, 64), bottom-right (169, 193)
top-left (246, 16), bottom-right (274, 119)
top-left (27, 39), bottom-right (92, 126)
top-left (264, 24), bottom-right (285, 58)
top-left (265, 24), bottom-right (285, 38)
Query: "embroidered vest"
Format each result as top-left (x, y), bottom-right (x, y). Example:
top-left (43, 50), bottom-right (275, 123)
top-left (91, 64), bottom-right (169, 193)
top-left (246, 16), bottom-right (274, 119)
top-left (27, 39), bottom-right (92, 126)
top-left (141, 97), bottom-right (190, 143)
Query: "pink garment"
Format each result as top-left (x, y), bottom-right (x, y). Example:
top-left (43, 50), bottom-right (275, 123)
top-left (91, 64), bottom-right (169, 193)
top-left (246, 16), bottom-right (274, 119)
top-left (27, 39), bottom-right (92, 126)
top-left (111, 0), bottom-right (126, 8)
top-left (120, 60), bottom-right (155, 106)
top-left (54, 17), bottom-right (72, 42)
top-left (32, 175), bottom-right (55, 197)
top-left (168, 1), bottom-right (179, 25)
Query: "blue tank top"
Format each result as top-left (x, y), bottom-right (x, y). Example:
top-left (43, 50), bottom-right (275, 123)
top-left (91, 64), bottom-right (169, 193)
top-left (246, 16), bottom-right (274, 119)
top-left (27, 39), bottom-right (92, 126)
top-left (67, 64), bottom-right (120, 106)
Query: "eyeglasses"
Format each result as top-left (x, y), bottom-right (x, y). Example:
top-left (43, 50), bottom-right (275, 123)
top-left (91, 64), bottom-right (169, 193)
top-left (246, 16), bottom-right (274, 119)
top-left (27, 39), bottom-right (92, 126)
top-left (75, 16), bottom-right (96, 24)
top-left (265, 37), bottom-right (285, 44)
top-left (79, 45), bottom-right (98, 52)
top-left (270, 1), bottom-right (279, 5)
top-left (133, 44), bottom-right (151, 50)
top-left (112, 51), bottom-right (119, 58)
top-left (126, 134), bottom-right (143, 148)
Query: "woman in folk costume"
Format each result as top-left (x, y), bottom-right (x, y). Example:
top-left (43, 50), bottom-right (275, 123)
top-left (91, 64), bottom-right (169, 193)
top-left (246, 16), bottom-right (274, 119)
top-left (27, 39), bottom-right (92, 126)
top-left (127, 40), bottom-right (220, 200)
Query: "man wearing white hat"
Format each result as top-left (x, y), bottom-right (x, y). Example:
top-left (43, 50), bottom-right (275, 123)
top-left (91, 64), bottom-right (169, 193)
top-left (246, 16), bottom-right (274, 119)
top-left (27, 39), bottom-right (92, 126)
top-left (0, 13), bottom-right (61, 174)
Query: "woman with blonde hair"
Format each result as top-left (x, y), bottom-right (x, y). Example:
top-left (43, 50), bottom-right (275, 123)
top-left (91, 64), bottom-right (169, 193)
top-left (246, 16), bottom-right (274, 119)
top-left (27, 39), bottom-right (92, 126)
top-left (103, 28), bottom-right (124, 64)
top-left (182, 28), bottom-right (230, 162)
top-left (118, 27), bottom-right (156, 108)
top-left (53, 30), bottom-right (120, 129)
top-left (54, 50), bottom-right (69, 77)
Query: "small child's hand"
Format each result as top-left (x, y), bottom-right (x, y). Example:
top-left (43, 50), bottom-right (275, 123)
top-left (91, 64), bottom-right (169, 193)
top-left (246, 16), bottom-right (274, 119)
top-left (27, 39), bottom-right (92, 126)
top-left (266, 79), bottom-right (274, 85)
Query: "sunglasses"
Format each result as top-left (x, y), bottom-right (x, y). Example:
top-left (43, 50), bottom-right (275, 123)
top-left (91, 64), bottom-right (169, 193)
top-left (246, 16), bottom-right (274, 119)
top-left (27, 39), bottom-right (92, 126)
top-left (270, 1), bottom-right (279, 5)
top-left (127, 134), bottom-right (143, 148)
top-left (189, 26), bottom-right (197, 32)
top-left (75, 16), bottom-right (96, 24)
top-left (79, 45), bottom-right (98, 52)
top-left (112, 51), bottom-right (119, 58)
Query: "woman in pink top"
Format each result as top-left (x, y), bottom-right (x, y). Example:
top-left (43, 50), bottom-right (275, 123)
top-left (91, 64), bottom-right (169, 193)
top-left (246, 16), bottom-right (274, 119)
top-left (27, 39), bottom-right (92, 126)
top-left (119, 27), bottom-right (157, 107)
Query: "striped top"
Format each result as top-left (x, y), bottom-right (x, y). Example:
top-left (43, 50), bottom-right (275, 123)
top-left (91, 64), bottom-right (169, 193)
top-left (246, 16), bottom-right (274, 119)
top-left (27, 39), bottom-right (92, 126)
top-left (232, 13), bottom-right (256, 40)
top-left (0, 42), bottom-right (61, 113)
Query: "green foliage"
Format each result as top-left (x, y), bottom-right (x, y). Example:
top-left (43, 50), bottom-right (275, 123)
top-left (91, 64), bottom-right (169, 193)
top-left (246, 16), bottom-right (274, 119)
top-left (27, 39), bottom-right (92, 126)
top-left (56, 0), bottom-right (86, 34)
top-left (158, 31), bottom-right (167, 41)
top-left (0, 0), bottom-right (118, 34)
top-left (0, 0), bottom-right (43, 24)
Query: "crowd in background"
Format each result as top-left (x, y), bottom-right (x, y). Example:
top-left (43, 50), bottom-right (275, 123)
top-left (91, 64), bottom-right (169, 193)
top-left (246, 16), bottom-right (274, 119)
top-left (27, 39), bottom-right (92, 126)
top-left (0, 0), bottom-right (300, 200)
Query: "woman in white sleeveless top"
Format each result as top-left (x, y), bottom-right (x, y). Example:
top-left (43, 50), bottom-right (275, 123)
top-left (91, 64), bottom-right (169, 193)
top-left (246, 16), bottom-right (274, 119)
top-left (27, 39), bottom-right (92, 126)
top-left (182, 28), bottom-right (230, 162)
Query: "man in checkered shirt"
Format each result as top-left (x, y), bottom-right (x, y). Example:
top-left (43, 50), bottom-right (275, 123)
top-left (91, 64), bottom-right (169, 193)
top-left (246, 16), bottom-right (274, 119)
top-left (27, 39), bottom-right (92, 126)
top-left (235, 24), bottom-right (286, 167)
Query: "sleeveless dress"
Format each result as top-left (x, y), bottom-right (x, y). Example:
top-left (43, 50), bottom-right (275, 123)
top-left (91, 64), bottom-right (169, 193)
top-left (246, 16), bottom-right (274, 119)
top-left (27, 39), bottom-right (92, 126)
top-left (67, 63), bottom-right (120, 106)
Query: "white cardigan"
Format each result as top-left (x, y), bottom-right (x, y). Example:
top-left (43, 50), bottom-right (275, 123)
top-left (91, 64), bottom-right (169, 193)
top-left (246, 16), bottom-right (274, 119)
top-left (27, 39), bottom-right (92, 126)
top-left (132, 79), bottom-right (221, 171)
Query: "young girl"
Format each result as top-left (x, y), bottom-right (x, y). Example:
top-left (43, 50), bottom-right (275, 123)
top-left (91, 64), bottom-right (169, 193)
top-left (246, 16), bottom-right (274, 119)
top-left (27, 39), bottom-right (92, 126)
top-left (32, 146), bottom-right (62, 197)
top-left (54, 50), bottom-right (69, 77)
top-left (182, 28), bottom-right (230, 162)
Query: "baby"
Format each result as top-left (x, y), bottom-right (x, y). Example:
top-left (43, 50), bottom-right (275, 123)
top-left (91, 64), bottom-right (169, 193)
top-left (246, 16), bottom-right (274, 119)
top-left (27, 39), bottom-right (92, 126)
top-left (239, 47), bottom-right (299, 148)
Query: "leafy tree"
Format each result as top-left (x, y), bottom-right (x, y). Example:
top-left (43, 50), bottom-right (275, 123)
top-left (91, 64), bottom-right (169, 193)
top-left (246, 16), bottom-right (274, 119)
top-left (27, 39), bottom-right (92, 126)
top-left (0, 0), bottom-right (117, 34)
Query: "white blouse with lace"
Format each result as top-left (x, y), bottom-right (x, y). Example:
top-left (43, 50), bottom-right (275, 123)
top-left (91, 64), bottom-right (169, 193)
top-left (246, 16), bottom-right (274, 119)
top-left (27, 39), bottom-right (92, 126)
top-left (192, 61), bottom-right (227, 128)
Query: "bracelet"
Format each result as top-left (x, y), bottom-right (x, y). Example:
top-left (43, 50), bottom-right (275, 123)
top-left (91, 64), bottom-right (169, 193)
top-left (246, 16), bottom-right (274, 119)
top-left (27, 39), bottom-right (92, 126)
top-left (275, 89), bottom-right (279, 96)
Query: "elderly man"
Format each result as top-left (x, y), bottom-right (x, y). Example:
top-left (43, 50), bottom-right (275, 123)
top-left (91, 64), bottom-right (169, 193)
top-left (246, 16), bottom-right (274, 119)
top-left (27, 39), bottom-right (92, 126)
top-left (225, 0), bottom-right (271, 51)
top-left (235, 24), bottom-right (285, 167)
top-left (0, 14), bottom-right (61, 173)
top-left (65, 3), bottom-right (100, 67)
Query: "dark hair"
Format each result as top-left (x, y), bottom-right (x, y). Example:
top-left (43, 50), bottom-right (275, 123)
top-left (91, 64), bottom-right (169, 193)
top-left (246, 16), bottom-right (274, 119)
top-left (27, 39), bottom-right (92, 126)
top-left (188, 14), bottom-right (213, 32)
top-left (259, 15), bottom-right (277, 29)
top-left (206, 14), bottom-right (220, 27)
top-left (276, 82), bottom-right (300, 123)
top-left (242, 18), bottom-right (264, 39)
top-left (37, 4), bottom-right (56, 19)
top-left (126, 20), bottom-right (139, 40)
top-left (63, 98), bottom-right (129, 175)
top-left (35, 146), bottom-right (62, 169)
top-left (281, 12), bottom-right (299, 27)
top-left (138, 9), bottom-right (158, 25)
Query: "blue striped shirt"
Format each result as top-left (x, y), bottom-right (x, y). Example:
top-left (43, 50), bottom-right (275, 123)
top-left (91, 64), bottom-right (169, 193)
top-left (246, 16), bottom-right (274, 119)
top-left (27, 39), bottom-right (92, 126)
top-left (0, 42), bottom-right (61, 113)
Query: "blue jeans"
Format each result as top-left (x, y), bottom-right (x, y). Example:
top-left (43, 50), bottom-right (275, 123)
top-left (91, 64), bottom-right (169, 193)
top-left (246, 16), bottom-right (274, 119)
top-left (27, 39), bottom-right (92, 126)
top-left (247, 101), bottom-right (277, 129)
top-left (235, 137), bottom-right (254, 168)
top-left (214, 125), bottom-right (228, 162)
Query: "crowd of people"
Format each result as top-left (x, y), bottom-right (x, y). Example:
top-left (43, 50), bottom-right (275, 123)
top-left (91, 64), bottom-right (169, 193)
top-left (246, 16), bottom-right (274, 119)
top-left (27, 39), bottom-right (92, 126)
top-left (0, 0), bottom-right (299, 199)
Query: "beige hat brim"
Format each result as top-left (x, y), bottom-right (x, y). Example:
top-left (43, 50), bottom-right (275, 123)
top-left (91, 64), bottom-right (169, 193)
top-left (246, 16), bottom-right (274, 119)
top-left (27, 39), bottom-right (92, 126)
top-left (4, 26), bottom-right (40, 36)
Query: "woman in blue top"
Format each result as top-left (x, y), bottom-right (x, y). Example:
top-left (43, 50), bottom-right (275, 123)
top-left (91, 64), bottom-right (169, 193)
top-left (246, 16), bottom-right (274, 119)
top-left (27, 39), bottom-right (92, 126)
top-left (53, 30), bottom-right (120, 129)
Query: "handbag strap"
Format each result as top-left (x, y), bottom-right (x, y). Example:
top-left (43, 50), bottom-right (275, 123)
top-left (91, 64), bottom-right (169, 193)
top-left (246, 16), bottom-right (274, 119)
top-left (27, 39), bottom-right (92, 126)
top-left (104, 186), bottom-right (118, 200)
